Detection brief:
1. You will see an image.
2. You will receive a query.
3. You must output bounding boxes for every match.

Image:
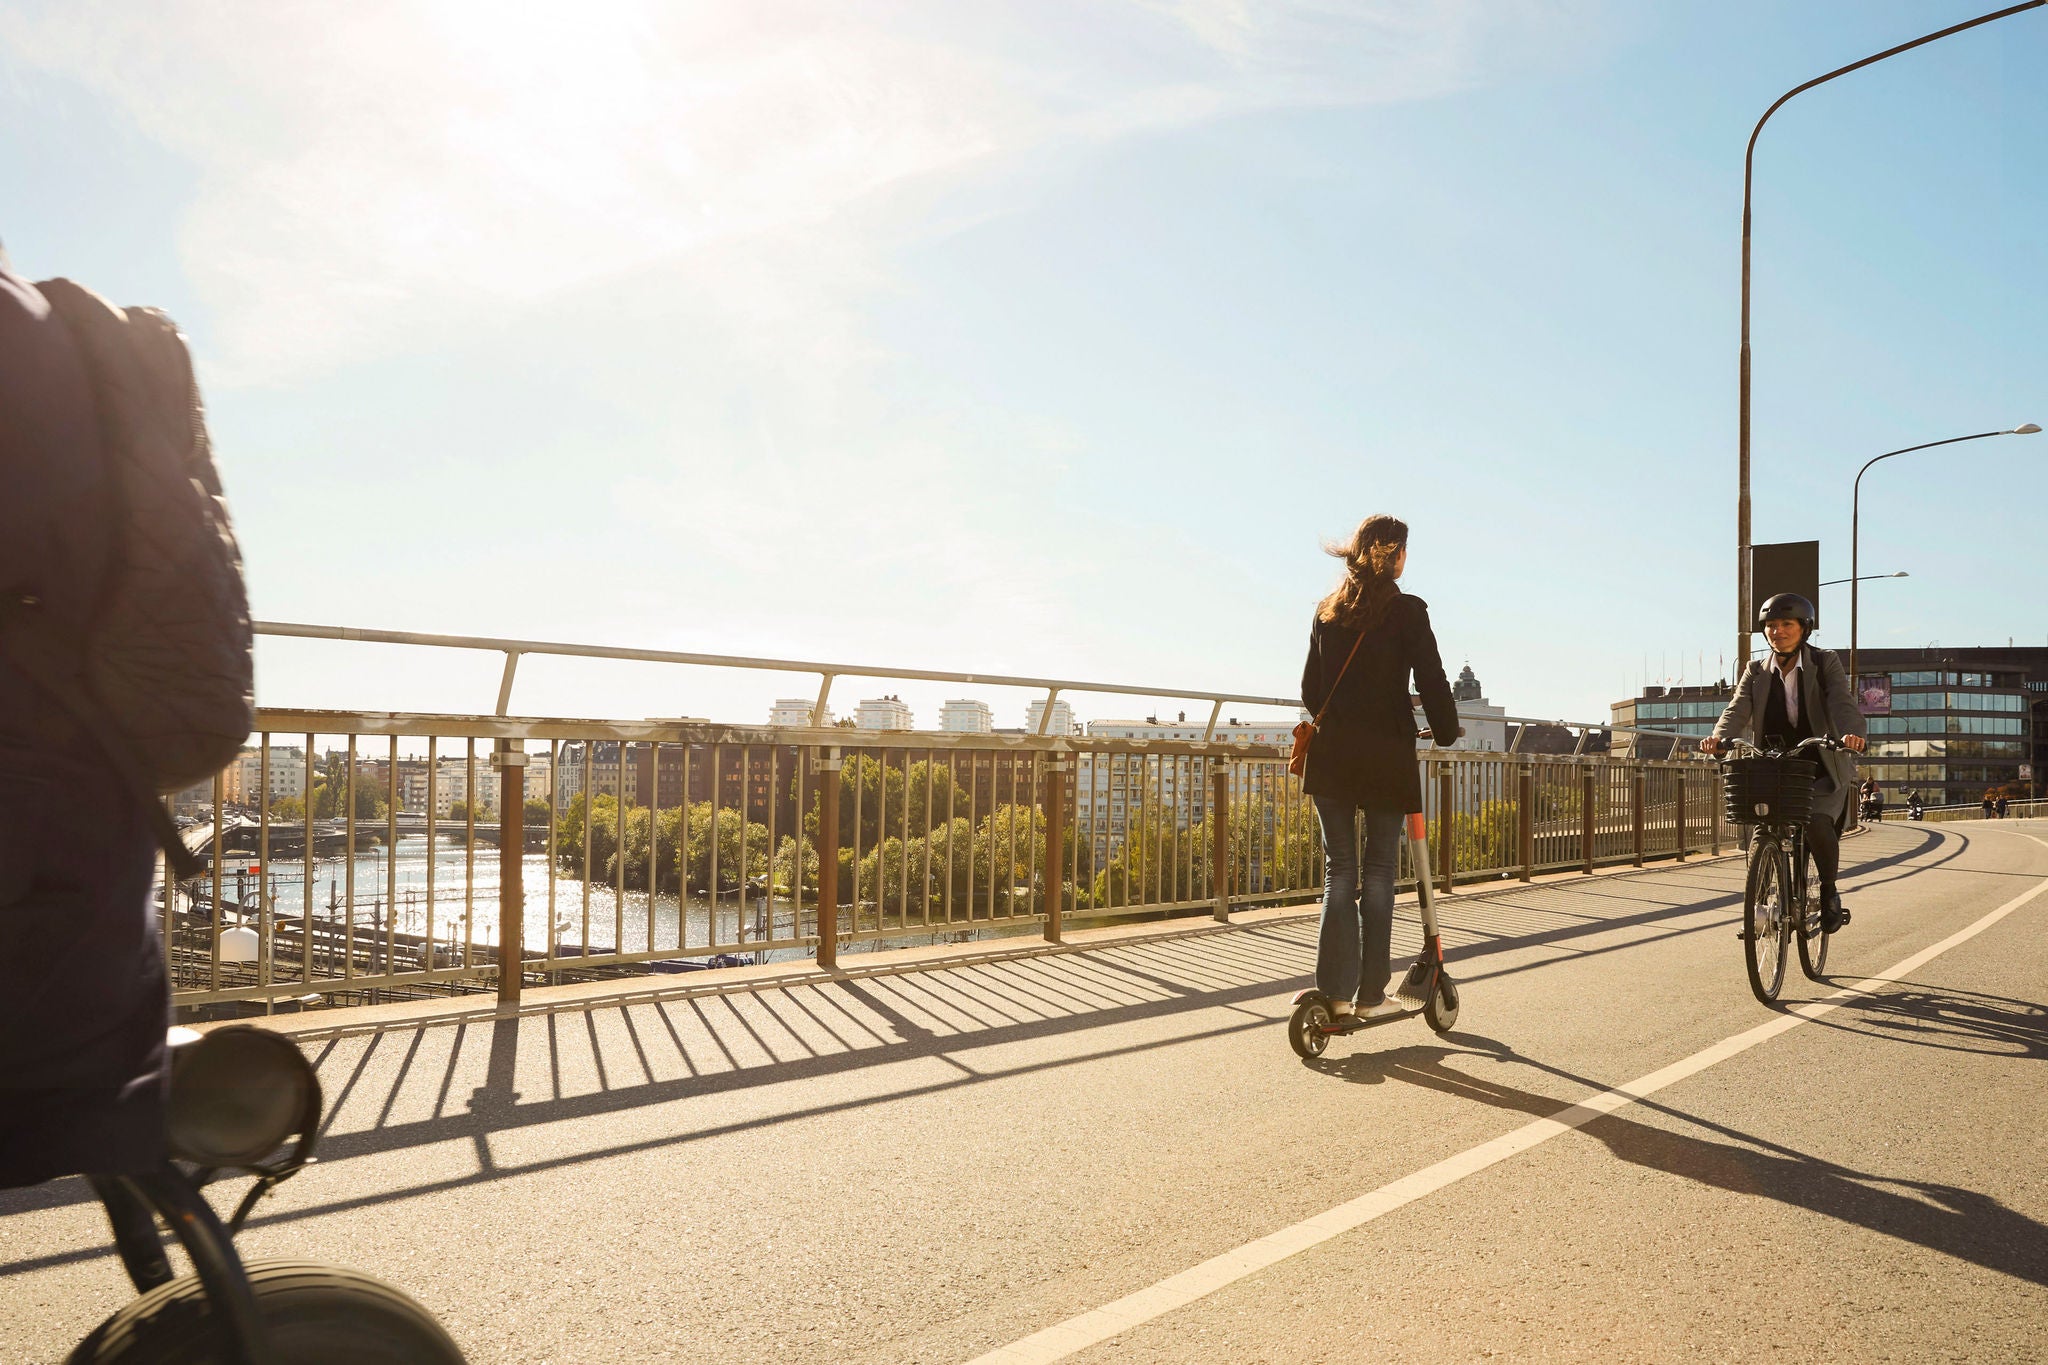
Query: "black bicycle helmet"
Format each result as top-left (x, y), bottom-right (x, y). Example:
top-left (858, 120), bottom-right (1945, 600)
top-left (1756, 592), bottom-right (1816, 635)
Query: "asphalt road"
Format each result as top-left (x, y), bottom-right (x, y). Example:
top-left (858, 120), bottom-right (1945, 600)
top-left (5, 820), bottom-right (2045, 1363)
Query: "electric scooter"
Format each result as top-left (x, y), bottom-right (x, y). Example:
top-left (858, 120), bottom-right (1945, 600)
top-left (1288, 808), bottom-right (1460, 1058)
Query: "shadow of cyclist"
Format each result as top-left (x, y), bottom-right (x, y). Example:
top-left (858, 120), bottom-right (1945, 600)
top-left (1310, 1037), bottom-right (2048, 1286)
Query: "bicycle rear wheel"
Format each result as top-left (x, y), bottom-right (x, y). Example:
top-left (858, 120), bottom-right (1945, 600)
top-left (1743, 834), bottom-right (1790, 1004)
top-left (70, 1259), bottom-right (466, 1363)
top-left (1797, 845), bottom-right (1829, 980)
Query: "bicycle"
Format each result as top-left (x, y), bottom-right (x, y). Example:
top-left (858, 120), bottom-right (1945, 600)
top-left (61, 1024), bottom-right (467, 1364)
top-left (1719, 736), bottom-right (1848, 1005)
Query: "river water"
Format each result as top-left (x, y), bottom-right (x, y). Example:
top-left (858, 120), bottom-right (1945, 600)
top-left (206, 834), bottom-right (804, 960)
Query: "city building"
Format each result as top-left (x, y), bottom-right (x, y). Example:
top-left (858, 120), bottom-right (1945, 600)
top-left (855, 695), bottom-right (914, 731)
top-left (941, 699), bottom-right (995, 733)
top-left (1024, 698), bottom-right (1077, 736)
top-left (1849, 647), bottom-right (2044, 804)
top-left (770, 698), bottom-right (831, 727)
top-left (434, 755), bottom-right (501, 817)
top-left (1077, 714), bottom-right (1300, 864)
top-left (1435, 664), bottom-right (1508, 752)
top-left (1610, 683), bottom-right (1734, 759)
top-left (221, 745), bottom-right (307, 809)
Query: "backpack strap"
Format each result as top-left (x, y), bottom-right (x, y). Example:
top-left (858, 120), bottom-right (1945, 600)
top-left (0, 593), bottom-right (203, 882)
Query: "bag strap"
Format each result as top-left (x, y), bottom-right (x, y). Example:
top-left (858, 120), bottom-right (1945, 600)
top-left (1310, 625), bottom-right (1368, 729)
top-left (0, 594), bottom-right (203, 882)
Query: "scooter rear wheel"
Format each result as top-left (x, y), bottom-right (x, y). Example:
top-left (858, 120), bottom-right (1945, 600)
top-left (1424, 976), bottom-right (1460, 1034)
top-left (1288, 995), bottom-right (1334, 1059)
top-left (70, 1259), bottom-right (466, 1364)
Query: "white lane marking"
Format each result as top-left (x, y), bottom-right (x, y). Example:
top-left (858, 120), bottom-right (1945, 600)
top-left (968, 833), bottom-right (2048, 1365)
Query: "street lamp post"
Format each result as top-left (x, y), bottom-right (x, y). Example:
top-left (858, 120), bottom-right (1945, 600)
top-left (1818, 571), bottom-right (1909, 587)
top-left (1737, 1), bottom-right (2045, 676)
top-left (1850, 425), bottom-right (2040, 688)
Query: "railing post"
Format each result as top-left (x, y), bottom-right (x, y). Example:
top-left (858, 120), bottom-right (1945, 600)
top-left (1436, 763), bottom-right (1455, 892)
top-left (1675, 769), bottom-right (1688, 860)
top-left (1042, 753), bottom-right (1067, 943)
top-left (1517, 763), bottom-right (1535, 882)
top-left (815, 746), bottom-right (841, 971)
top-left (1581, 764), bottom-right (1596, 875)
top-left (1211, 759), bottom-right (1231, 922)
top-left (1631, 768), bottom-right (1646, 867)
top-left (1712, 769), bottom-right (1723, 856)
top-left (495, 740), bottom-right (525, 1006)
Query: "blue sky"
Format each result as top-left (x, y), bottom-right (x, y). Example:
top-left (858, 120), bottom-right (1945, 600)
top-left (2, 1), bottom-right (2041, 731)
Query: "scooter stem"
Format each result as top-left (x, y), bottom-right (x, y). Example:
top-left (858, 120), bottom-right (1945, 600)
top-left (1407, 812), bottom-right (1441, 941)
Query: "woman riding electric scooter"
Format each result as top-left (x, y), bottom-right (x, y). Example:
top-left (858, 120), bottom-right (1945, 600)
top-left (1297, 514), bottom-right (1461, 1020)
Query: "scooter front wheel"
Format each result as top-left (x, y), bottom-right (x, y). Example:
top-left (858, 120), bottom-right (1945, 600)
top-left (1288, 995), bottom-right (1334, 1059)
top-left (70, 1259), bottom-right (466, 1364)
top-left (1424, 976), bottom-right (1460, 1034)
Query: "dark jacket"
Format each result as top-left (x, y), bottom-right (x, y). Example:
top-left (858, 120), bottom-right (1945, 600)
top-left (0, 263), bottom-right (168, 1188)
top-left (1299, 594), bottom-right (1459, 813)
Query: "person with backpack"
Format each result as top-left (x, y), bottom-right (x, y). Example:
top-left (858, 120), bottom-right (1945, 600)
top-left (1297, 514), bottom-right (1460, 1019)
top-left (0, 251), bottom-right (251, 1188)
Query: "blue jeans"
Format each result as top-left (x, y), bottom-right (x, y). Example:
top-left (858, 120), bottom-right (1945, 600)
top-left (1313, 799), bottom-right (1403, 1005)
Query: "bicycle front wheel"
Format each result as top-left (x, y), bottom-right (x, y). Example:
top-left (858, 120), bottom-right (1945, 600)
top-left (1743, 834), bottom-right (1790, 1004)
top-left (1797, 844), bottom-right (1829, 981)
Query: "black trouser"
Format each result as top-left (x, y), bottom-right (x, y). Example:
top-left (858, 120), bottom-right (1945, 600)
top-left (1806, 812), bottom-right (1840, 898)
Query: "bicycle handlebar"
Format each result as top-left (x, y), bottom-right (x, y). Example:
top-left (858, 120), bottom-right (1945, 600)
top-left (1717, 735), bottom-right (1851, 759)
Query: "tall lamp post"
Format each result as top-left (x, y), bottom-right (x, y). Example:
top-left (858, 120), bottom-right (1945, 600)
top-left (1737, 0), bottom-right (2045, 675)
top-left (1850, 425), bottom-right (2040, 687)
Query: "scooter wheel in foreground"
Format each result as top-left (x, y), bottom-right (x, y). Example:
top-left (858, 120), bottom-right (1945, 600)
top-left (1288, 994), bottom-right (1334, 1059)
top-left (69, 1259), bottom-right (467, 1364)
top-left (1424, 976), bottom-right (1460, 1034)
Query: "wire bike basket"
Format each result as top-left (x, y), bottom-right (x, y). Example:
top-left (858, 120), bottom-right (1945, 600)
top-left (1722, 754), bottom-right (1818, 827)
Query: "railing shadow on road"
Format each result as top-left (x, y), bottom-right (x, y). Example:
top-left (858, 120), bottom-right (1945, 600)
top-left (1308, 1037), bottom-right (2048, 1287)
top-left (0, 866), bottom-right (1771, 1247)
top-left (0, 823), bottom-right (1970, 1268)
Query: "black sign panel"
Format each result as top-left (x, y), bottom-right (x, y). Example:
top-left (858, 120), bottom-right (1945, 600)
top-left (1748, 540), bottom-right (1820, 631)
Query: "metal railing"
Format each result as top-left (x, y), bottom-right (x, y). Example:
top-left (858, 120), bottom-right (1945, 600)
top-left (161, 626), bottom-right (1727, 1015)
top-left (1881, 799), bottom-right (2048, 823)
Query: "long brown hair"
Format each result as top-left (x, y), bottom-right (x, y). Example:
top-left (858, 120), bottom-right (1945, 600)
top-left (1316, 514), bottom-right (1408, 630)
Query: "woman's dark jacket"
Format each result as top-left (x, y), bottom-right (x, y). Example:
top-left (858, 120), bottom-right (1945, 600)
top-left (1299, 594), bottom-right (1459, 814)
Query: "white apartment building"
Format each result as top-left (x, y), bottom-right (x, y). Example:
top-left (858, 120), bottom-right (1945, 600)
top-left (222, 746), bottom-right (307, 808)
top-left (770, 698), bottom-right (832, 727)
top-left (434, 757), bottom-right (501, 818)
top-left (1024, 699), bottom-right (1078, 736)
top-left (941, 699), bottom-right (994, 733)
top-left (855, 695), bottom-right (914, 731)
top-left (1076, 715), bottom-right (1303, 860)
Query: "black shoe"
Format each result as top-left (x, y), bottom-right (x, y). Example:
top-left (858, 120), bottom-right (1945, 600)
top-left (1820, 890), bottom-right (1849, 934)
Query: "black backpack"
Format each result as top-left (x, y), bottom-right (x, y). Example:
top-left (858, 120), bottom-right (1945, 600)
top-left (3, 280), bottom-right (253, 878)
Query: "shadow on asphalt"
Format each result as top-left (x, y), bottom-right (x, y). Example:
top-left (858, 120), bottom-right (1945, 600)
top-left (1803, 981), bottom-right (2048, 1059)
top-left (1308, 1038), bottom-right (2048, 1287)
top-left (0, 824), bottom-right (1980, 1274)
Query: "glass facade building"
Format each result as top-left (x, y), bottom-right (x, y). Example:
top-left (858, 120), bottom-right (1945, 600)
top-left (1854, 664), bottom-right (2034, 805)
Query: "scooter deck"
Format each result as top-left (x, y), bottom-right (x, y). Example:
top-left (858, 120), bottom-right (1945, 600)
top-left (1320, 1005), bottom-right (1425, 1035)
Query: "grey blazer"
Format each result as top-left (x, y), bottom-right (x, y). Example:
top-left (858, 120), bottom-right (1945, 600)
top-left (1711, 643), bottom-right (1867, 823)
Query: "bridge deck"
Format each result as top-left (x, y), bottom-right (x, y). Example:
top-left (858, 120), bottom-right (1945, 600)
top-left (7, 821), bottom-right (2047, 1363)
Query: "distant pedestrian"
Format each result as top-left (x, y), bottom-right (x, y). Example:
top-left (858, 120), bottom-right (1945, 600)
top-left (1982, 795), bottom-right (1997, 821)
top-left (1298, 514), bottom-right (1459, 1020)
top-left (1996, 795), bottom-right (2009, 819)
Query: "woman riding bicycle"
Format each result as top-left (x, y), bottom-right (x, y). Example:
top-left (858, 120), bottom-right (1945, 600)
top-left (1700, 593), bottom-right (1867, 931)
top-left (1299, 514), bottom-right (1459, 1019)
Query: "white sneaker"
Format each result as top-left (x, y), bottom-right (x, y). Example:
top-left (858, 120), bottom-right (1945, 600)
top-left (1357, 998), bottom-right (1406, 1020)
top-left (1330, 999), bottom-right (1356, 1018)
